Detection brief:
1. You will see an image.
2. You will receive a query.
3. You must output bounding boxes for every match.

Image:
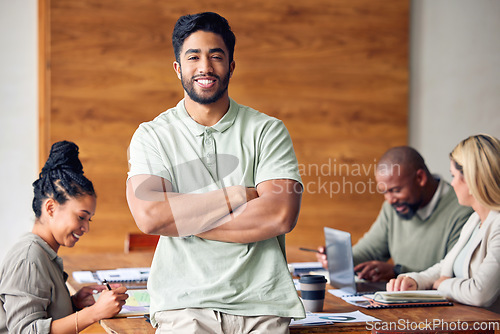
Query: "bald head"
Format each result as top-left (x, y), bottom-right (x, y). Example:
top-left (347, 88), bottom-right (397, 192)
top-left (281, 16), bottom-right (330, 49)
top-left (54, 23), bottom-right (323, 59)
top-left (376, 146), bottom-right (430, 177)
top-left (374, 146), bottom-right (437, 219)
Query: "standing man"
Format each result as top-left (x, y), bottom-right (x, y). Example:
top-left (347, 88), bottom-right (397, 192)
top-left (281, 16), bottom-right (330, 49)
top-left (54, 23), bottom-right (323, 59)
top-left (317, 146), bottom-right (473, 282)
top-left (126, 12), bottom-right (305, 333)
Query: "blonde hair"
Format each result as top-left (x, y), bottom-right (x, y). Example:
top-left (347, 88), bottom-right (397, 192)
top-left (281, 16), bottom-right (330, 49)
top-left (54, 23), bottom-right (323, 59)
top-left (450, 134), bottom-right (500, 211)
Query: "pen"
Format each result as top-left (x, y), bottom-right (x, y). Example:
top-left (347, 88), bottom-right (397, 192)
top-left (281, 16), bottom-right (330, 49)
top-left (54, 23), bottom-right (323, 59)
top-left (102, 279), bottom-right (112, 290)
top-left (299, 247), bottom-right (322, 254)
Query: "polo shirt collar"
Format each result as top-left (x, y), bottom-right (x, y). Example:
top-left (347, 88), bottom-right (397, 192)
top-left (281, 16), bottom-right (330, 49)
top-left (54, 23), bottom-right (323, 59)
top-left (417, 175), bottom-right (450, 221)
top-left (177, 98), bottom-right (238, 136)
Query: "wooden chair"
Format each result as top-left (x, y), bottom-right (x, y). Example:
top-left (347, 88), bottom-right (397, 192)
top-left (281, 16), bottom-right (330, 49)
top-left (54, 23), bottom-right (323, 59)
top-left (124, 233), bottom-right (160, 253)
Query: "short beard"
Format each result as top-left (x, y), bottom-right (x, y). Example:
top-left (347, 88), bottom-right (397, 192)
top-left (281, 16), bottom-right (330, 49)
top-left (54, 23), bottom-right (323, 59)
top-left (181, 71), bottom-right (230, 105)
top-left (392, 201), bottom-right (421, 220)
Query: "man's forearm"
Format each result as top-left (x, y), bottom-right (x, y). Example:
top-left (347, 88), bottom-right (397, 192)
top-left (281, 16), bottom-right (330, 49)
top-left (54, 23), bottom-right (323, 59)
top-left (127, 175), bottom-right (253, 236)
top-left (168, 186), bottom-right (250, 236)
top-left (196, 179), bottom-right (302, 243)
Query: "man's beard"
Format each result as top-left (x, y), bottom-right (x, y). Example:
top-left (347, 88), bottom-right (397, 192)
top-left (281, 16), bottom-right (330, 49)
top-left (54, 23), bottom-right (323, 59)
top-left (392, 201), bottom-right (422, 220)
top-left (181, 70), bottom-right (230, 105)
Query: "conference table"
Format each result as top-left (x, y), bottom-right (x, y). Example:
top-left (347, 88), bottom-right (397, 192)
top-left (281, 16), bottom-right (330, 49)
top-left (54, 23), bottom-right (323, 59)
top-left (62, 248), bottom-right (500, 334)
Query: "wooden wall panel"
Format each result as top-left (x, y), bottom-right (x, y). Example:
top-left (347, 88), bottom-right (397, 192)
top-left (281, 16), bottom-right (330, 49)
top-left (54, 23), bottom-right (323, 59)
top-left (39, 0), bottom-right (408, 256)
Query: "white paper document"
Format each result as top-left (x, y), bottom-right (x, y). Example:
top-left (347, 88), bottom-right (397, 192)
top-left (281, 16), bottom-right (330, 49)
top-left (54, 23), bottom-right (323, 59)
top-left (72, 267), bottom-right (151, 283)
top-left (290, 310), bottom-right (380, 326)
top-left (96, 267), bottom-right (150, 282)
top-left (328, 289), bottom-right (377, 308)
top-left (72, 270), bottom-right (98, 283)
top-left (288, 262), bottom-right (326, 276)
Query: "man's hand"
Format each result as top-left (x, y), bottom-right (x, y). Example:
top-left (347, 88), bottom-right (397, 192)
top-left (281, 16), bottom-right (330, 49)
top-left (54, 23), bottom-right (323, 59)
top-left (316, 246), bottom-right (328, 269)
top-left (127, 174), bottom-right (254, 236)
top-left (386, 276), bottom-right (418, 291)
top-left (245, 187), bottom-right (259, 202)
top-left (195, 179), bottom-right (302, 243)
top-left (354, 261), bottom-right (395, 282)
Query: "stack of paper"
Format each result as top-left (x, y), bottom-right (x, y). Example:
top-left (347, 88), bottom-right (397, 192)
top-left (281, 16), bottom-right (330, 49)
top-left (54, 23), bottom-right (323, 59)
top-left (372, 291), bottom-right (448, 304)
top-left (329, 289), bottom-right (452, 309)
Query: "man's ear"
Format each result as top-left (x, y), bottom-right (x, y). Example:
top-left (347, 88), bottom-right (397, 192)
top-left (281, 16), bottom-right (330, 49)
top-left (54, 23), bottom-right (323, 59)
top-left (173, 61), bottom-right (181, 79)
top-left (229, 60), bottom-right (235, 78)
top-left (415, 169), bottom-right (427, 187)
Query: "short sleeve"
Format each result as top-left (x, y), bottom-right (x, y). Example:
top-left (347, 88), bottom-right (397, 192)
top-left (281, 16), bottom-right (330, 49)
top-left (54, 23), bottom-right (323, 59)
top-left (254, 119), bottom-right (302, 186)
top-left (1, 260), bottom-right (52, 333)
top-left (128, 124), bottom-right (173, 182)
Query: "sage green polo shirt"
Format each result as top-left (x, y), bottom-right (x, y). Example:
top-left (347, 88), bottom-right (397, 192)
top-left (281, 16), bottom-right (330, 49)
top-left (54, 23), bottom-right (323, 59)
top-left (128, 98), bottom-right (305, 326)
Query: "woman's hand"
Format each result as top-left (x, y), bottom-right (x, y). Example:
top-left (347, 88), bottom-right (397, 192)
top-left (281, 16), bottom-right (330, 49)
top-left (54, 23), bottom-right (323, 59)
top-left (72, 283), bottom-right (124, 310)
top-left (432, 276), bottom-right (450, 290)
top-left (72, 285), bottom-right (103, 310)
top-left (386, 276), bottom-right (418, 291)
top-left (90, 286), bottom-right (129, 320)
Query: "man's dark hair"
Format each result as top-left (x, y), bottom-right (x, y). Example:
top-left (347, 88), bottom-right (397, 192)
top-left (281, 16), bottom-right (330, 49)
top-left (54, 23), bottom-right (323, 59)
top-left (172, 12), bottom-right (236, 64)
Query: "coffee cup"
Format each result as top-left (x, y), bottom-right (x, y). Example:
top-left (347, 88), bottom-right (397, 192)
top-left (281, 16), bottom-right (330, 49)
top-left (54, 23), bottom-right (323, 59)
top-left (299, 274), bottom-right (327, 312)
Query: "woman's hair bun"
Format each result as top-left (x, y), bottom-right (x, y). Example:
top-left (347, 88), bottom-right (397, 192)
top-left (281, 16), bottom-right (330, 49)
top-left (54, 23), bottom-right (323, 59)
top-left (32, 140), bottom-right (95, 218)
top-left (41, 140), bottom-right (84, 176)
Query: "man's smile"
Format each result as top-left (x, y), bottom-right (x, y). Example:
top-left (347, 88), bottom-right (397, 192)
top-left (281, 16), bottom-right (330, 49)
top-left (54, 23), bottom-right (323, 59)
top-left (195, 78), bottom-right (216, 88)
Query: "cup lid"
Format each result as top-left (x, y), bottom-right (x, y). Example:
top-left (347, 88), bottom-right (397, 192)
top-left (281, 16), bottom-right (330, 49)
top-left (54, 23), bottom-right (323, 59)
top-left (299, 274), bottom-right (327, 284)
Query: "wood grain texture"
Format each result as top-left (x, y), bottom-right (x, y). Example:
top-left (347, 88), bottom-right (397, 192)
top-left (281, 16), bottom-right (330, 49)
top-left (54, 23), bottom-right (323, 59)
top-left (62, 251), bottom-right (500, 334)
top-left (39, 0), bottom-right (408, 256)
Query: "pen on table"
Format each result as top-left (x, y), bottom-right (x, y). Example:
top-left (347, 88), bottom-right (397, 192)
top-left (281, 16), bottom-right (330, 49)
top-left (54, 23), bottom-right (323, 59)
top-left (299, 247), bottom-right (322, 254)
top-left (102, 279), bottom-right (112, 290)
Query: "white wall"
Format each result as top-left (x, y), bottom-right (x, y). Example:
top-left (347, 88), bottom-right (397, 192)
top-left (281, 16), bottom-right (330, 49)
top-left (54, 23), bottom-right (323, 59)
top-left (0, 0), bottom-right (38, 263)
top-left (0, 0), bottom-right (499, 263)
top-left (410, 0), bottom-right (500, 181)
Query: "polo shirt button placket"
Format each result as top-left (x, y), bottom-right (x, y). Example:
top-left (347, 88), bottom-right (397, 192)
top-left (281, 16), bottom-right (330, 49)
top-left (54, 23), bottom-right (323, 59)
top-left (204, 128), bottom-right (216, 170)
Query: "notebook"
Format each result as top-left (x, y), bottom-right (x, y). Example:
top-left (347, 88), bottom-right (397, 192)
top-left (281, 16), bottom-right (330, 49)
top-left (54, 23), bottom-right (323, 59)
top-left (324, 227), bottom-right (386, 295)
top-left (370, 290), bottom-right (448, 303)
top-left (362, 290), bottom-right (453, 309)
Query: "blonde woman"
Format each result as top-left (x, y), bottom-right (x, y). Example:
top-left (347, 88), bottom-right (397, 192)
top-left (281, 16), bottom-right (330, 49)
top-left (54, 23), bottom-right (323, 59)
top-left (387, 134), bottom-right (500, 313)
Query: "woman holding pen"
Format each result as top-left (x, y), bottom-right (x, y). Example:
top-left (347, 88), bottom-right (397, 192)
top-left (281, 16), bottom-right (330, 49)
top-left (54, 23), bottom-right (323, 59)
top-left (0, 141), bottom-right (128, 333)
top-left (387, 134), bottom-right (500, 313)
